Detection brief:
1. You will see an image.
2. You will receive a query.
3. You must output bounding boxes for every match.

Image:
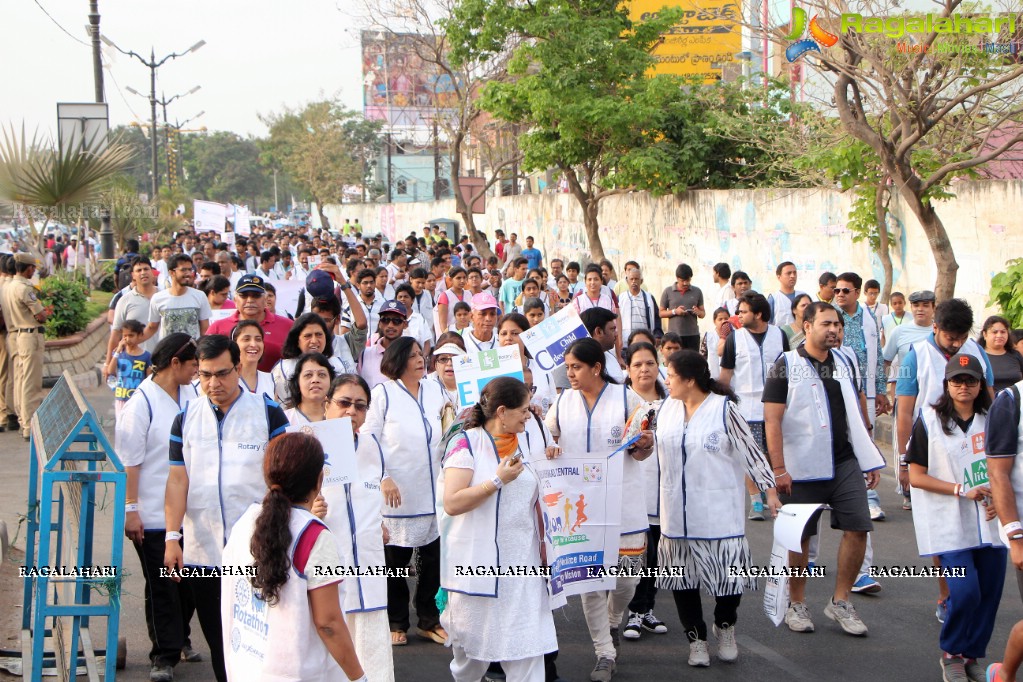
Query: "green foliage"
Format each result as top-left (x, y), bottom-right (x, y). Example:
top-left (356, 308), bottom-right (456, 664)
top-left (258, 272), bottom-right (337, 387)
top-left (988, 259), bottom-right (1023, 328)
top-left (83, 290), bottom-right (113, 322)
top-left (40, 272), bottom-right (90, 338)
top-left (181, 132), bottom-right (271, 205)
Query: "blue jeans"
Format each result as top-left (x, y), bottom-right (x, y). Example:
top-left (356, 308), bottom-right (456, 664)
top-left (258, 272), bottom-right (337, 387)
top-left (938, 546), bottom-right (1007, 659)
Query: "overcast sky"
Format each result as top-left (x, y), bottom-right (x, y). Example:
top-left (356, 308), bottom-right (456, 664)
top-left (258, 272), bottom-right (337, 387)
top-left (4, 0), bottom-right (367, 140)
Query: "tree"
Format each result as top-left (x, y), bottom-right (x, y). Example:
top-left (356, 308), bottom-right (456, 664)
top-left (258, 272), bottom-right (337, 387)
top-left (765, 0), bottom-right (1023, 299)
top-left (446, 0), bottom-right (685, 261)
top-left (109, 124), bottom-right (152, 194)
top-left (180, 131), bottom-right (272, 208)
top-left (260, 101), bottom-right (382, 230)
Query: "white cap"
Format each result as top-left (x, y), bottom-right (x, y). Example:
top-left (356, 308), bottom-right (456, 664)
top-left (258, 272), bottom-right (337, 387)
top-left (432, 343), bottom-right (467, 358)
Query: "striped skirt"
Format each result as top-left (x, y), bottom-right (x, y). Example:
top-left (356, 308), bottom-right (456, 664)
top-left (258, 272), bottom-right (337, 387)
top-left (656, 536), bottom-right (756, 595)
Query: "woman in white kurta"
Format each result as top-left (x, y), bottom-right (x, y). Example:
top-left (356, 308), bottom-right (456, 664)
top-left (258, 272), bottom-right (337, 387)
top-left (282, 352), bottom-right (336, 426)
top-left (440, 377), bottom-right (559, 682)
top-left (361, 336), bottom-right (447, 646)
top-left (221, 431), bottom-right (366, 682)
top-left (655, 350), bottom-right (777, 668)
top-left (544, 337), bottom-right (653, 682)
top-left (907, 354), bottom-right (1003, 678)
top-left (230, 319), bottom-right (275, 398)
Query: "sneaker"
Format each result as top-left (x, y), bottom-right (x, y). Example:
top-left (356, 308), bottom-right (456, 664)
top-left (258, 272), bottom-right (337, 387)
top-left (713, 624), bottom-right (738, 663)
top-left (936, 597), bottom-right (949, 624)
top-left (824, 598), bottom-right (868, 636)
top-left (941, 655), bottom-right (969, 682)
top-left (640, 610), bottom-right (668, 634)
top-left (748, 498), bottom-right (765, 521)
top-left (180, 645), bottom-right (202, 663)
top-left (987, 662), bottom-right (1003, 682)
top-left (149, 664), bottom-right (173, 682)
top-left (851, 575), bottom-right (882, 594)
top-left (784, 601), bottom-right (815, 632)
top-left (610, 627), bottom-right (620, 649)
top-left (902, 496), bottom-right (912, 511)
top-left (688, 640), bottom-right (710, 667)
top-left (623, 612), bottom-right (642, 640)
top-left (965, 659), bottom-right (986, 682)
top-left (590, 656), bottom-right (616, 682)
top-left (869, 504), bottom-right (886, 521)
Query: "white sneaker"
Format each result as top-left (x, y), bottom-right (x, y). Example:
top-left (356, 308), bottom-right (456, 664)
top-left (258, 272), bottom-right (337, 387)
top-left (623, 611), bottom-right (642, 640)
top-left (824, 598), bottom-right (868, 636)
top-left (784, 601), bottom-right (815, 632)
top-left (713, 624), bottom-right (738, 662)
top-left (688, 640), bottom-right (710, 667)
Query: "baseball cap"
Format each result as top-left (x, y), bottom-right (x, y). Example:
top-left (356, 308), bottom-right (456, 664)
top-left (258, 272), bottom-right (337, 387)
top-left (432, 343), bottom-right (467, 358)
top-left (14, 253), bottom-right (36, 266)
top-left (306, 270), bottom-right (335, 299)
top-left (379, 300), bottom-right (408, 318)
top-left (908, 290), bottom-right (936, 303)
top-left (236, 274), bottom-right (267, 295)
top-left (471, 292), bottom-right (500, 312)
top-left (945, 354), bottom-right (984, 381)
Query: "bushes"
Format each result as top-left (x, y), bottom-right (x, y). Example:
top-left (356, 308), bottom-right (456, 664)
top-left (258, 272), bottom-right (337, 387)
top-left (988, 258), bottom-right (1023, 328)
top-left (39, 272), bottom-right (90, 339)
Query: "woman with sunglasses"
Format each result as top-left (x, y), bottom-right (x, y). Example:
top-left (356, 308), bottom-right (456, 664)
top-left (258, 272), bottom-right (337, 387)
top-left (497, 313), bottom-right (557, 417)
top-left (231, 320), bottom-right (274, 398)
top-left (907, 354), bottom-right (1003, 681)
top-left (272, 313), bottom-right (351, 406)
top-left (315, 374), bottom-right (394, 681)
top-left (430, 335), bottom-right (467, 403)
top-left (283, 353), bottom-right (337, 425)
top-left (116, 333), bottom-right (202, 681)
top-left (361, 336), bottom-right (448, 647)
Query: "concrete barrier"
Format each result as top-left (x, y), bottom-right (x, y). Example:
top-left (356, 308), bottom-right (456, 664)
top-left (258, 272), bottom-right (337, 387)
top-left (43, 316), bottom-right (107, 389)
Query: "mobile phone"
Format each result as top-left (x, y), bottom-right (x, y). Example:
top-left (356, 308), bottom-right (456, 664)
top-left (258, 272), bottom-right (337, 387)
top-left (508, 451), bottom-right (522, 464)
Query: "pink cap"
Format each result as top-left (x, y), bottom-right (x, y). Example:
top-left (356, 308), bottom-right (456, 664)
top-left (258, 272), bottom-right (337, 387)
top-left (471, 292), bottom-right (500, 312)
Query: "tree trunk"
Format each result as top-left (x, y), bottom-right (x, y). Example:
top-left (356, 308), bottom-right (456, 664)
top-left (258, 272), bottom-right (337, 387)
top-left (583, 199), bottom-right (605, 263)
top-left (894, 181), bottom-right (958, 300)
top-left (874, 179), bottom-right (894, 303)
top-left (450, 138), bottom-right (496, 261)
top-left (314, 198), bottom-right (332, 231)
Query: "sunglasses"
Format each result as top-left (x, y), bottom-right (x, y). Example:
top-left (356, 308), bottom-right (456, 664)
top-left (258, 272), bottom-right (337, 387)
top-left (379, 317), bottom-right (404, 326)
top-left (834, 287), bottom-right (858, 295)
top-left (948, 376), bottom-right (980, 387)
top-left (330, 397), bottom-right (369, 413)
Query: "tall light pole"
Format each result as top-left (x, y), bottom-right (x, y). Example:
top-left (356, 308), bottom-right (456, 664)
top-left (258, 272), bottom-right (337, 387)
top-left (126, 85), bottom-right (199, 188)
top-left (100, 35), bottom-right (205, 200)
top-left (88, 1), bottom-right (104, 102)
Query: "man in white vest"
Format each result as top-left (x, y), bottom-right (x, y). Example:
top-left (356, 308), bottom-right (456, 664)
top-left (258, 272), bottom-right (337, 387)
top-left (164, 334), bottom-right (290, 682)
top-left (763, 302), bottom-right (885, 637)
top-left (768, 261), bottom-right (806, 327)
top-left (718, 291), bottom-right (789, 520)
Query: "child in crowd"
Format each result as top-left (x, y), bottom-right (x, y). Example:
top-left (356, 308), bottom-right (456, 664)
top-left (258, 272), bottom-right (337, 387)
top-left (450, 301), bottom-right (472, 333)
top-left (104, 319), bottom-right (152, 420)
top-left (657, 332), bottom-right (683, 384)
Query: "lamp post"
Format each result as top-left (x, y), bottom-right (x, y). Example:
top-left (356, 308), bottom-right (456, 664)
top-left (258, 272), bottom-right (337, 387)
top-left (100, 35), bottom-right (205, 200)
top-left (128, 86), bottom-right (199, 189)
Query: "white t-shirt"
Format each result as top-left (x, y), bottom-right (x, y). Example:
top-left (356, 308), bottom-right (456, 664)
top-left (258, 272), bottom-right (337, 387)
top-left (148, 287), bottom-right (211, 341)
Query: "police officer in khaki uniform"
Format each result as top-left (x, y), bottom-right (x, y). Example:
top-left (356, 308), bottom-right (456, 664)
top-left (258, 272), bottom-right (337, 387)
top-left (2, 253), bottom-right (52, 439)
top-left (0, 255), bottom-right (14, 432)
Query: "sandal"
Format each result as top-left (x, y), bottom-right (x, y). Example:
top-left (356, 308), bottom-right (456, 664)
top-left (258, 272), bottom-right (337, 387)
top-left (391, 630), bottom-right (408, 646)
top-left (417, 625), bottom-right (448, 644)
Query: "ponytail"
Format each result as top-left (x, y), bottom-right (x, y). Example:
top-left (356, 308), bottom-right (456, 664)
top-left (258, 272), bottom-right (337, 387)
top-left (463, 402), bottom-right (487, 430)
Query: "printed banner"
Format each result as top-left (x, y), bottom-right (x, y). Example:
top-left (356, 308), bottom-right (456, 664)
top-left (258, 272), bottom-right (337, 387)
top-left (193, 200), bottom-right (227, 233)
top-left (536, 452), bottom-right (623, 598)
top-left (520, 304), bottom-right (589, 372)
top-left (286, 417), bottom-right (359, 487)
top-left (453, 346), bottom-right (525, 409)
top-left (232, 204), bottom-right (251, 237)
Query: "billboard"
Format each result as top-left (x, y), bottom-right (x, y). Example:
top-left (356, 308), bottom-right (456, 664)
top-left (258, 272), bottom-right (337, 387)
top-left (628, 0), bottom-right (742, 82)
top-left (362, 31), bottom-right (458, 128)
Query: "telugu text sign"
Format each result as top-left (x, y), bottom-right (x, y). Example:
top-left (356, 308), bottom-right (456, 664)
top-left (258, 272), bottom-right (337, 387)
top-left (627, 0), bottom-right (742, 82)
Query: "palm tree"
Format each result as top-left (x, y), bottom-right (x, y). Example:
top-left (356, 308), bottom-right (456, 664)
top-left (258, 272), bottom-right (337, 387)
top-left (0, 124), bottom-right (134, 269)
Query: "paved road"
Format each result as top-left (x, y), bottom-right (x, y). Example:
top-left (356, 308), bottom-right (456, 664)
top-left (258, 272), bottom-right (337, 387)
top-left (1, 381), bottom-right (1021, 681)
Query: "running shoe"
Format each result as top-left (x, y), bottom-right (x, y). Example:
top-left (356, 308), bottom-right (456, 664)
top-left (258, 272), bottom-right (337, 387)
top-left (688, 640), bottom-right (710, 667)
top-left (902, 496), bottom-right (912, 511)
top-left (641, 611), bottom-right (668, 634)
top-left (590, 656), bottom-right (616, 682)
top-left (623, 611), bottom-right (643, 640)
top-left (851, 575), bottom-right (882, 594)
top-left (936, 597), bottom-right (949, 624)
top-left (987, 662), bottom-right (1003, 682)
top-left (869, 503), bottom-right (886, 521)
top-left (940, 655), bottom-right (968, 682)
top-left (784, 601), bottom-right (815, 632)
top-left (748, 498), bottom-right (766, 521)
top-left (713, 624), bottom-right (738, 663)
top-left (965, 659), bottom-right (985, 682)
top-left (824, 598), bottom-right (868, 636)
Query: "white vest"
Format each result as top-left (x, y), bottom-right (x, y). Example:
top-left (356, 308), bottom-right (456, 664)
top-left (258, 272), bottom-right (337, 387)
top-left (239, 370), bottom-right (275, 399)
top-left (732, 325), bottom-right (785, 422)
top-left (779, 350), bottom-right (886, 482)
top-left (553, 384), bottom-right (647, 535)
top-left (365, 379), bottom-right (445, 518)
top-left (911, 408), bottom-right (1000, 556)
top-left (656, 394), bottom-right (747, 539)
top-left (178, 392), bottom-right (277, 567)
top-left (322, 433), bottom-right (387, 613)
top-left (222, 505), bottom-right (345, 682)
top-left (913, 338), bottom-right (988, 417)
top-left (703, 331), bottom-right (722, 380)
top-left (769, 291), bottom-right (804, 327)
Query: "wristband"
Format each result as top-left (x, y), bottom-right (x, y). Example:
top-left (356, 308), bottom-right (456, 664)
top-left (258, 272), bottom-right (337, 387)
top-left (491, 475), bottom-right (504, 491)
top-left (165, 531), bottom-right (182, 542)
top-left (125, 503), bottom-right (139, 513)
top-left (1003, 521), bottom-right (1023, 536)
top-left (775, 472), bottom-right (791, 479)
top-left (1011, 534), bottom-right (1023, 542)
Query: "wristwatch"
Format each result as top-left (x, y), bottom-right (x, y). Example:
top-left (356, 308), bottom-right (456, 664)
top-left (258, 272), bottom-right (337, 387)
top-left (338, 282), bottom-right (351, 291)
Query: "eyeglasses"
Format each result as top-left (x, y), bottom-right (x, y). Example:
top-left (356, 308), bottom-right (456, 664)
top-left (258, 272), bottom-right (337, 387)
top-left (173, 337), bottom-right (197, 359)
top-left (948, 376), bottom-right (980, 387)
top-left (198, 367), bottom-right (237, 380)
top-left (434, 356), bottom-right (454, 366)
top-left (834, 287), bottom-right (858, 295)
top-left (379, 317), bottom-right (404, 326)
top-left (331, 397), bottom-right (369, 412)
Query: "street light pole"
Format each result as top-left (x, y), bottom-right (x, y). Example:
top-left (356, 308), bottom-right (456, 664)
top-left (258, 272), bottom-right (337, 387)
top-left (88, 0), bottom-right (104, 102)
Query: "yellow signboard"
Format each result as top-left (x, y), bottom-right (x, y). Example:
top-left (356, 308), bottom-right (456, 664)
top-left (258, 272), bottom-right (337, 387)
top-left (628, 0), bottom-right (742, 82)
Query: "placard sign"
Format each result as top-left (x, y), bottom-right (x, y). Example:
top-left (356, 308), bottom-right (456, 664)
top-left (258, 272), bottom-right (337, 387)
top-left (520, 304), bottom-right (589, 371)
top-left (287, 417), bottom-right (359, 486)
top-left (194, 200), bottom-right (227, 233)
top-left (453, 346), bottom-right (524, 409)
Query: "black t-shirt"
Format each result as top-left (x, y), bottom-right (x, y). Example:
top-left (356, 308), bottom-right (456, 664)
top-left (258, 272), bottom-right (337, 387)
top-left (905, 414), bottom-right (975, 468)
top-left (763, 346), bottom-right (857, 465)
top-left (720, 327), bottom-right (791, 370)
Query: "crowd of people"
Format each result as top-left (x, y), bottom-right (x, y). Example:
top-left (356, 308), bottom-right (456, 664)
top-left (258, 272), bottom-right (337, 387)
top-left (96, 221), bottom-right (1023, 682)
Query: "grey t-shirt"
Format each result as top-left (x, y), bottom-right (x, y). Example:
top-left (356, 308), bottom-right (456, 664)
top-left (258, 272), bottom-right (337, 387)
top-left (112, 287), bottom-right (157, 353)
top-left (659, 285), bottom-right (704, 337)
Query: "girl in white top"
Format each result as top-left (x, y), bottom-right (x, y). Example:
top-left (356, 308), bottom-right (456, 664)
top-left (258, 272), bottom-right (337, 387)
top-left (655, 350), bottom-right (777, 667)
top-left (221, 432), bottom-right (367, 682)
top-left (231, 319), bottom-right (275, 398)
top-left (115, 333), bottom-right (200, 677)
top-left (440, 377), bottom-right (560, 682)
top-left (573, 265), bottom-right (619, 314)
top-left (545, 337), bottom-right (654, 681)
top-left (906, 355), bottom-right (1003, 676)
top-left (360, 336), bottom-right (448, 646)
top-left (273, 313), bottom-right (350, 405)
top-left (435, 267), bottom-right (473, 337)
top-left (283, 353), bottom-right (336, 426)
top-left (498, 313), bottom-right (558, 416)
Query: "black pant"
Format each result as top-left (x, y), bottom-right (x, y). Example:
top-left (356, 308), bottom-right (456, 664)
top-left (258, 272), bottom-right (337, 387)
top-left (629, 524), bottom-right (661, 614)
top-left (679, 335), bottom-right (700, 351)
top-left (671, 590), bottom-right (741, 642)
top-left (133, 531), bottom-right (196, 667)
top-left (385, 538), bottom-right (441, 632)
top-left (187, 573), bottom-right (226, 682)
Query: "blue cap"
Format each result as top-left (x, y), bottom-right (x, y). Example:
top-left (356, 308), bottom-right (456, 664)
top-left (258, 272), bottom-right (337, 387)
top-left (236, 274), bottom-right (266, 295)
top-left (378, 300), bottom-right (408, 318)
top-left (306, 270), bottom-right (335, 300)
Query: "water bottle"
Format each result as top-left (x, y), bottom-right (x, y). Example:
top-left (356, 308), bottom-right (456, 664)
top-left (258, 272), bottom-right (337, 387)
top-left (107, 375), bottom-right (118, 391)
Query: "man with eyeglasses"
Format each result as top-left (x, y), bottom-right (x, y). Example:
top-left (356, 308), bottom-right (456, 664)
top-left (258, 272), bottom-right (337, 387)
top-left (359, 301), bottom-right (408, 388)
top-left (206, 274), bottom-right (294, 372)
top-left (164, 334), bottom-right (289, 682)
top-left (141, 254), bottom-right (211, 344)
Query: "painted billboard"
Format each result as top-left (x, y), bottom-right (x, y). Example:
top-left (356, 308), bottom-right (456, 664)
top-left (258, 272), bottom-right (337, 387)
top-left (362, 31), bottom-right (458, 128)
top-left (628, 0), bottom-right (742, 82)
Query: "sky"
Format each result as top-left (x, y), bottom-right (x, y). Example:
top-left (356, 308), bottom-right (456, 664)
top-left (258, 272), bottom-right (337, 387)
top-left (4, 0), bottom-right (369, 140)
